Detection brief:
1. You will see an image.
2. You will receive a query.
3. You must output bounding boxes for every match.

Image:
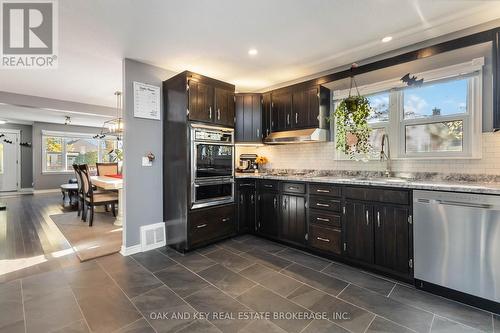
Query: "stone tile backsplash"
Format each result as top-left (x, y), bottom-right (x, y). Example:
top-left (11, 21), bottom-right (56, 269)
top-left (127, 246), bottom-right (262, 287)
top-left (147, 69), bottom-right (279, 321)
top-left (236, 133), bottom-right (500, 175)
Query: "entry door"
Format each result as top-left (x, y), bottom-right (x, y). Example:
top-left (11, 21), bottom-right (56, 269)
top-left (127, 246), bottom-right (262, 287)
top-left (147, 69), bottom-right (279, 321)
top-left (0, 132), bottom-right (19, 191)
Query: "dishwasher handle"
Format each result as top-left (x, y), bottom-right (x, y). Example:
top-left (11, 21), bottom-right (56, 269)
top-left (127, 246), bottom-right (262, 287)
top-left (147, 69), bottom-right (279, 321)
top-left (417, 198), bottom-right (493, 210)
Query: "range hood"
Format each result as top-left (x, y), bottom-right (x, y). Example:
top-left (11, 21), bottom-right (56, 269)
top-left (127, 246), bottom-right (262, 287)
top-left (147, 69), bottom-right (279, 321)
top-left (264, 128), bottom-right (329, 144)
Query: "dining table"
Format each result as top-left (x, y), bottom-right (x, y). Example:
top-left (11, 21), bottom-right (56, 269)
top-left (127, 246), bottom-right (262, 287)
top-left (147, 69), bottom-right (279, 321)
top-left (91, 175), bottom-right (124, 226)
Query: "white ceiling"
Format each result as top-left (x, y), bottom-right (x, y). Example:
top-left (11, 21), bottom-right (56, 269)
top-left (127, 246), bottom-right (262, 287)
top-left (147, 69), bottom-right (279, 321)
top-left (1, 0), bottom-right (500, 108)
top-left (0, 104), bottom-right (112, 128)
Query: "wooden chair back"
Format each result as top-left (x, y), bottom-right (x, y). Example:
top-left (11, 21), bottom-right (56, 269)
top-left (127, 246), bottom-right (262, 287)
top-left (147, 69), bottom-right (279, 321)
top-left (96, 163), bottom-right (118, 176)
top-left (73, 164), bottom-right (83, 193)
top-left (79, 164), bottom-right (93, 199)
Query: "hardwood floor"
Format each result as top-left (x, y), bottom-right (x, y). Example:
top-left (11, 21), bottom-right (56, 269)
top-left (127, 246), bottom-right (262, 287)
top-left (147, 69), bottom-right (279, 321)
top-left (0, 193), bottom-right (80, 283)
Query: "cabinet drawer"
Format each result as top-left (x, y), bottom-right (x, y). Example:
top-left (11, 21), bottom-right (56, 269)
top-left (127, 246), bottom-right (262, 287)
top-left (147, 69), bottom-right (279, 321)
top-left (309, 224), bottom-right (341, 255)
top-left (258, 180), bottom-right (279, 192)
top-left (189, 204), bottom-right (235, 246)
top-left (308, 209), bottom-right (341, 228)
top-left (282, 182), bottom-right (306, 194)
top-left (309, 196), bottom-right (341, 212)
top-left (237, 180), bottom-right (256, 190)
top-left (344, 187), bottom-right (409, 205)
top-left (309, 183), bottom-right (341, 197)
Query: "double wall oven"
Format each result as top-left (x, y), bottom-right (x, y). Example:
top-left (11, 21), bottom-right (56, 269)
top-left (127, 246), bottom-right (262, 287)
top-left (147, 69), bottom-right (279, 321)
top-left (190, 124), bottom-right (234, 209)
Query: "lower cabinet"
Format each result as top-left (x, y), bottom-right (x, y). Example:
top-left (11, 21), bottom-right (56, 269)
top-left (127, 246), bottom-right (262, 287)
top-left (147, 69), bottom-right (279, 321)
top-left (280, 194), bottom-right (306, 245)
top-left (256, 190), bottom-right (279, 237)
top-left (189, 204), bottom-right (236, 247)
top-left (237, 181), bottom-right (256, 234)
top-left (374, 205), bottom-right (411, 274)
top-left (343, 200), bottom-right (375, 263)
top-left (309, 223), bottom-right (341, 254)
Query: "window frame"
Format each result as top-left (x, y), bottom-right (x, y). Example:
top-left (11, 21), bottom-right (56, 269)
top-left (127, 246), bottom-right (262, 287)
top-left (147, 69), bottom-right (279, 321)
top-left (332, 58), bottom-right (483, 160)
top-left (41, 130), bottom-right (119, 174)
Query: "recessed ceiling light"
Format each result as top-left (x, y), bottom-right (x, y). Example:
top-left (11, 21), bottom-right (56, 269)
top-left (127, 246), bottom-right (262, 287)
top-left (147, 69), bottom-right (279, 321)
top-left (248, 48), bottom-right (258, 56)
top-left (0, 120), bottom-right (7, 124)
top-left (381, 36), bottom-right (393, 43)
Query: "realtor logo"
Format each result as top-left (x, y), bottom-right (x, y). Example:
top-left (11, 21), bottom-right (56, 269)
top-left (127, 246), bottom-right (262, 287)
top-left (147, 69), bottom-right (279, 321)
top-left (1, 0), bottom-right (58, 68)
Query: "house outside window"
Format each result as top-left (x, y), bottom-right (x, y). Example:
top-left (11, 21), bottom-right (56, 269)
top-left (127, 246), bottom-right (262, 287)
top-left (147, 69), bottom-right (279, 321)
top-left (42, 131), bottom-right (120, 173)
top-left (332, 58), bottom-right (483, 160)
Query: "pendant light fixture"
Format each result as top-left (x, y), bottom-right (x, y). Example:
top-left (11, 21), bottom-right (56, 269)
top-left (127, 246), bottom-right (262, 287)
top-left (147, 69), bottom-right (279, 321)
top-left (96, 91), bottom-right (123, 139)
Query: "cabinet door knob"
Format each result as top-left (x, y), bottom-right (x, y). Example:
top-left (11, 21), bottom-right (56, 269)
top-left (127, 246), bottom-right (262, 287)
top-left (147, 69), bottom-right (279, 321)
top-left (217, 108), bottom-right (221, 120)
top-left (295, 113), bottom-right (298, 123)
top-left (257, 128), bottom-right (260, 137)
top-left (377, 211), bottom-right (380, 228)
top-left (209, 106), bottom-right (212, 119)
top-left (366, 210), bottom-right (369, 226)
top-left (221, 218), bottom-right (229, 222)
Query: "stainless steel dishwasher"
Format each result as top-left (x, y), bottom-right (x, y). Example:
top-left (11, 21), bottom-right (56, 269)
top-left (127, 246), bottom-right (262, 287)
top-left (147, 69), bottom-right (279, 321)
top-left (414, 190), bottom-right (500, 304)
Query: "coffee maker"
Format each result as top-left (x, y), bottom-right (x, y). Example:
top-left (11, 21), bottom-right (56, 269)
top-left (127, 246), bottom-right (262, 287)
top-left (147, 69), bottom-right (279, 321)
top-left (237, 154), bottom-right (258, 173)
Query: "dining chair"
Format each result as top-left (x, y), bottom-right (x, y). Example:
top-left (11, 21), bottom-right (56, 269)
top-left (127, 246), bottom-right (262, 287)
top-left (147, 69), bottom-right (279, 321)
top-left (96, 162), bottom-right (119, 176)
top-left (79, 164), bottom-right (118, 226)
top-left (72, 164), bottom-right (85, 219)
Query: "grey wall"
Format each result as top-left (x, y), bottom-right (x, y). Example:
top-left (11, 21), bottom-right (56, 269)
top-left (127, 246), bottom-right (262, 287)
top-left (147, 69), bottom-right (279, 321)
top-left (122, 59), bottom-right (176, 248)
top-left (0, 123), bottom-right (33, 188)
top-left (32, 122), bottom-right (103, 190)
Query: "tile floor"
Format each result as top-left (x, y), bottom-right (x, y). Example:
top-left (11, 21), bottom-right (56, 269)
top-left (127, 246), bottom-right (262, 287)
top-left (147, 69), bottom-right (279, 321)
top-left (1, 233), bottom-right (498, 333)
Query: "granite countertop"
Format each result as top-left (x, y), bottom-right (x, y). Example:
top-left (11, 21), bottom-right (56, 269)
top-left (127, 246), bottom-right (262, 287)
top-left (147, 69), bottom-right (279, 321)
top-left (235, 172), bottom-right (500, 195)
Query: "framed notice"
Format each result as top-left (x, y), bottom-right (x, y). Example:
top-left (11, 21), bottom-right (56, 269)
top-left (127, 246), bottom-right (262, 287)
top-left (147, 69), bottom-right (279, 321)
top-left (133, 81), bottom-right (161, 120)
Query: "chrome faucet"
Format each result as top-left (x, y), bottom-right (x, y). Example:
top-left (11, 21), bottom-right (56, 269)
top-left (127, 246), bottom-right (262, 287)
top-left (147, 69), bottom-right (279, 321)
top-left (380, 134), bottom-right (391, 177)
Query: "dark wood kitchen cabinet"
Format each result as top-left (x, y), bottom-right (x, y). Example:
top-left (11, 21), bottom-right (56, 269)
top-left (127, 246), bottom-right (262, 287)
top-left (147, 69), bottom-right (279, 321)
top-left (188, 204), bottom-right (236, 248)
top-left (256, 181), bottom-right (279, 238)
top-left (235, 94), bottom-right (262, 143)
top-left (343, 200), bottom-right (375, 264)
top-left (280, 192), bottom-right (306, 246)
top-left (271, 90), bottom-right (292, 131)
top-left (185, 72), bottom-right (235, 127)
top-left (237, 180), bottom-right (256, 234)
top-left (262, 93), bottom-right (272, 139)
top-left (374, 205), bottom-right (411, 275)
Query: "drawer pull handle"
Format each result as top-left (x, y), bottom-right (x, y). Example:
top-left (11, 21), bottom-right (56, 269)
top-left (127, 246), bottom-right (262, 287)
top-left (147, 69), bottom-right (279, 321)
top-left (221, 218), bottom-right (230, 222)
top-left (264, 184), bottom-right (273, 188)
top-left (316, 217), bottom-right (330, 222)
top-left (316, 203), bottom-right (330, 207)
top-left (288, 186), bottom-right (299, 190)
top-left (196, 224), bottom-right (207, 229)
top-left (317, 237), bottom-right (330, 242)
top-left (316, 189), bottom-right (330, 193)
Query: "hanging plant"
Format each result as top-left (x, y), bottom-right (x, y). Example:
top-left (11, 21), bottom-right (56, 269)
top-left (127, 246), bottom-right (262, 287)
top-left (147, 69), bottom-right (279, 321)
top-left (330, 64), bottom-right (373, 160)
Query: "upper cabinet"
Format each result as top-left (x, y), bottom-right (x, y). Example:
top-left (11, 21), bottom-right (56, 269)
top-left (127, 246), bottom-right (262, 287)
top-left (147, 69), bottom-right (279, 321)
top-left (186, 72), bottom-right (235, 127)
top-left (271, 85), bottom-right (330, 132)
top-left (262, 93), bottom-right (272, 139)
top-left (235, 94), bottom-right (262, 143)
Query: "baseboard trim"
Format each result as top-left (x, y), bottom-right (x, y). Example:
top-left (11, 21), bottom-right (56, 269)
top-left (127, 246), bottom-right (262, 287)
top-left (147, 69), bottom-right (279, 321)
top-left (120, 244), bottom-right (142, 256)
top-left (34, 189), bottom-right (61, 194)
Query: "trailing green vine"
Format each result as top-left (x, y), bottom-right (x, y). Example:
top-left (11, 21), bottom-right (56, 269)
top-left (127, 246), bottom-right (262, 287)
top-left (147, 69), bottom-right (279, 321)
top-left (332, 95), bottom-right (373, 160)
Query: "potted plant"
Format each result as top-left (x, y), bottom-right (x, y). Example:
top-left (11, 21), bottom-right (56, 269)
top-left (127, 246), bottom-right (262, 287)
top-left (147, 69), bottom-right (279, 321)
top-left (330, 64), bottom-right (373, 160)
top-left (254, 156), bottom-right (268, 173)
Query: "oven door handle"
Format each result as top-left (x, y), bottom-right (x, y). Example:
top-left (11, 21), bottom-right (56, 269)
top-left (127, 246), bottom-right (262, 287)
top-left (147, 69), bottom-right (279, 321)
top-left (194, 180), bottom-right (235, 187)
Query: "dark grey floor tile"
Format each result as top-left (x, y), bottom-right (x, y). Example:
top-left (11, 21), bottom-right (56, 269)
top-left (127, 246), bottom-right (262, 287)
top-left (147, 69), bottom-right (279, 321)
top-left (132, 249), bottom-right (177, 272)
top-left (103, 262), bottom-right (163, 298)
top-left (240, 319), bottom-right (287, 333)
top-left (390, 284), bottom-right (493, 332)
top-left (231, 234), bottom-right (256, 243)
top-left (177, 319), bottom-right (222, 333)
top-left (276, 248), bottom-right (330, 271)
top-left (154, 264), bottom-right (209, 298)
top-left (237, 285), bottom-right (312, 333)
top-left (239, 263), bottom-right (277, 283)
top-left (133, 285), bottom-right (195, 333)
top-left (240, 249), bottom-right (292, 271)
top-left (185, 286), bottom-right (253, 332)
top-left (287, 284), bottom-right (326, 309)
top-left (255, 270), bottom-right (303, 297)
top-left (195, 244), bottom-right (221, 255)
top-left (217, 239), bottom-right (254, 254)
top-left (22, 269), bottom-right (70, 301)
top-left (0, 280), bottom-right (25, 333)
top-left (65, 263), bottom-right (141, 333)
top-left (494, 315), bottom-right (499, 333)
top-left (431, 316), bottom-right (483, 333)
top-left (302, 319), bottom-right (350, 333)
top-left (96, 253), bottom-right (136, 274)
top-left (52, 320), bottom-right (90, 333)
top-left (322, 262), bottom-right (395, 296)
top-left (366, 316), bottom-right (414, 333)
top-left (115, 318), bottom-right (155, 333)
top-left (168, 251), bottom-right (217, 272)
top-left (205, 248), bottom-right (254, 272)
top-left (198, 264), bottom-right (256, 297)
top-left (24, 286), bottom-right (83, 333)
top-left (339, 284), bottom-right (433, 333)
top-left (287, 285), bottom-right (373, 333)
top-left (241, 237), bottom-right (286, 254)
top-left (281, 263), bottom-right (348, 295)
